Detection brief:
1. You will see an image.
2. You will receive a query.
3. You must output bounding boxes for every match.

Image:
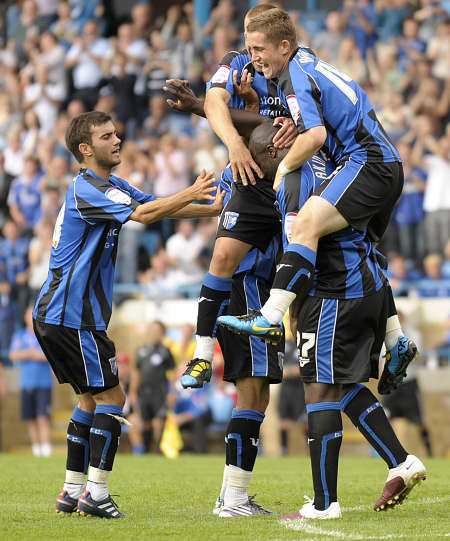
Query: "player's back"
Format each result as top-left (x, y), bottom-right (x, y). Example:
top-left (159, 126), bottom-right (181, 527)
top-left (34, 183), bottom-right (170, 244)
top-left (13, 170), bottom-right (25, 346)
top-left (279, 48), bottom-right (400, 165)
top-left (278, 155), bottom-right (385, 300)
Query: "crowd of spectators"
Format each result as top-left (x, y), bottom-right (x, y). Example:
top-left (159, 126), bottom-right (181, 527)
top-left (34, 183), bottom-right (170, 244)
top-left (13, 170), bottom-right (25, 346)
top-left (0, 1), bottom-right (449, 416)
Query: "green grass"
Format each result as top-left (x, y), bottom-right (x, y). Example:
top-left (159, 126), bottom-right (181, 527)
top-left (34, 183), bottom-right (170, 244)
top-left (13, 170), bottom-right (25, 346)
top-left (1, 454), bottom-right (449, 541)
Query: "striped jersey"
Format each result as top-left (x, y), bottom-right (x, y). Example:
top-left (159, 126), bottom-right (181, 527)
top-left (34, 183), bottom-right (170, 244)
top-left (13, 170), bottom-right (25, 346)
top-left (33, 168), bottom-right (154, 330)
top-left (278, 47), bottom-right (401, 165)
top-left (207, 49), bottom-right (290, 118)
top-left (277, 154), bottom-right (386, 299)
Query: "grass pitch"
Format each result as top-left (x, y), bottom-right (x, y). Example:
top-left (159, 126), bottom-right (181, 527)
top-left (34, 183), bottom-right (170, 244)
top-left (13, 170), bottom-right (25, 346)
top-left (1, 454), bottom-right (449, 541)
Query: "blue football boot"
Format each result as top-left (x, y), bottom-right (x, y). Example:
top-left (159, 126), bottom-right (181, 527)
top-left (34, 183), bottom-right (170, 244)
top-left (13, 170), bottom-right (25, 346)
top-left (378, 337), bottom-right (418, 395)
top-left (180, 358), bottom-right (212, 389)
top-left (217, 309), bottom-right (283, 345)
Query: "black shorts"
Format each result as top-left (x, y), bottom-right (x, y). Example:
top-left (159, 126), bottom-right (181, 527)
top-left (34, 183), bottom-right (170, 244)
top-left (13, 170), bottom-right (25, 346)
top-left (217, 273), bottom-right (284, 384)
top-left (382, 378), bottom-right (423, 425)
top-left (21, 388), bottom-right (52, 420)
top-left (278, 380), bottom-right (306, 421)
top-left (33, 320), bottom-right (119, 395)
top-left (138, 391), bottom-right (167, 422)
top-left (316, 160), bottom-right (404, 242)
top-left (217, 181), bottom-right (280, 252)
top-left (295, 286), bottom-right (389, 384)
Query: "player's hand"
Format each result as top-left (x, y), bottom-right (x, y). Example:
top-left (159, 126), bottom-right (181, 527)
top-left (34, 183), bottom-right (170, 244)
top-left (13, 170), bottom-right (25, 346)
top-left (232, 69), bottom-right (259, 112)
top-left (190, 170), bottom-right (216, 201)
top-left (163, 79), bottom-right (201, 114)
top-left (272, 117), bottom-right (298, 149)
top-left (210, 187), bottom-right (226, 215)
top-left (229, 138), bottom-right (263, 186)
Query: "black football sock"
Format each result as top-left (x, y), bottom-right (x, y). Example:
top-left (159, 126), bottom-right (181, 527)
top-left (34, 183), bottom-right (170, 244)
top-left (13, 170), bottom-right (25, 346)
top-left (341, 384), bottom-right (408, 468)
top-left (89, 405), bottom-right (123, 471)
top-left (196, 272), bottom-right (232, 338)
top-left (262, 244), bottom-right (316, 324)
top-left (306, 402), bottom-right (343, 511)
top-left (272, 244), bottom-right (316, 297)
top-left (66, 407), bottom-right (93, 474)
top-left (225, 409), bottom-right (264, 471)
top-left (280, 428), bottom-right (289, 454)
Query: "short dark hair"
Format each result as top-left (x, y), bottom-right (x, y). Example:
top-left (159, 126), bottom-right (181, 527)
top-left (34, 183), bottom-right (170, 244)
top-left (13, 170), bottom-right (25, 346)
top-left (246, 8), bottom-right (297, 49)
top-left (248, 121), bottom-right (289, 180)
top-left (65, 111), bottom-right (112, 163)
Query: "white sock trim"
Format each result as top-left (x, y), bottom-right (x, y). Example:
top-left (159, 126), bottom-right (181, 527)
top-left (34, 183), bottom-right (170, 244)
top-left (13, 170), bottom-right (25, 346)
top-left (65, 470), bottom-right (86, 485)
top-left (193, 335), bottom-right (214, 362)
top-left (219, 464), bottom-right (230, 501)
top-left (87, 466), bottom-right (109, 484)
top-left (261, 289), bottom-right (296, 324)
top-left (385, 315), bottom-right (403, 350)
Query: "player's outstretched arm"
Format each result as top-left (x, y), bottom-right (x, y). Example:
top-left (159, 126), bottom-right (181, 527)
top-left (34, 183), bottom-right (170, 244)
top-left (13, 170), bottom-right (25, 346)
top-left (130, 171), bottom-right (216, 225)
top-left (164, 79), bottom-right (265, 140)
top-left (204, 87), bottom-right (263, 186)
top-left (273, 126), bottom-right (327, 191)
top-left (169, 186), bottom-right (225, 219)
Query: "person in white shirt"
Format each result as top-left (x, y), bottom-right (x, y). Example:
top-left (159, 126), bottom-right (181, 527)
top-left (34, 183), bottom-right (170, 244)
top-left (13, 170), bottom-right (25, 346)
top-left (423, 135), bottom-right (450, 254)
top-left (23, 63), bottom-right (65, 135)
top-left (65, 20), bottom-right (111, 108)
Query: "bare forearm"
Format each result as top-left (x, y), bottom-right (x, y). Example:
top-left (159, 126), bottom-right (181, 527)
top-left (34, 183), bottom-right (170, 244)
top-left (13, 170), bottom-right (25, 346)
top-left (169, 203), bottom-right (220, 219)
top-left (283, 128), bottom-right (326, 170)
top-left (204, 90), bottom-right (241, 147)
top-left (131, 187), bottom-right (196, 224)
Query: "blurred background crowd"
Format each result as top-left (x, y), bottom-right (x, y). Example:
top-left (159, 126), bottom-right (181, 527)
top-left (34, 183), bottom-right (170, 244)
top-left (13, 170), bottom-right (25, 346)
top-left (0, 0), bottom-right (449, 457)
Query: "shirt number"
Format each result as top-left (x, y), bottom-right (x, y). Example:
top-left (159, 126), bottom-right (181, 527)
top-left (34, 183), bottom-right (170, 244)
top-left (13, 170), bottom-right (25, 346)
top-left (315, 61), bottom-right (358, 105)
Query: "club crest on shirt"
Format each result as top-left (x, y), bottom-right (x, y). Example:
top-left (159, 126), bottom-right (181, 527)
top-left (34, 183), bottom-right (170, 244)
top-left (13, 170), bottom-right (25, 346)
top-left (286, 94), bottom-right (301, 125)
top-left (105, 187), bottom-right (131, 205)
top-left (211, 65), bottom-right (230, 84)
top-left (284, 211), bottom-right (298, 243)
top-left (108, 356), bottom-right (118, 376)
top-left (223, 211), bottom-right (239, 230)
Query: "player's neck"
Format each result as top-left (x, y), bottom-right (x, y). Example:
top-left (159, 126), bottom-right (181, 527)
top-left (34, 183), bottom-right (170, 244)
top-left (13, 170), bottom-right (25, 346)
top-left (83, 160), bottom-right (112, 181)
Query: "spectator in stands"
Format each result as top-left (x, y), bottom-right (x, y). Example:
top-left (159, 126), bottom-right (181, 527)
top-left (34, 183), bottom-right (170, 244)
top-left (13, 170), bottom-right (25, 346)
top-left (312, 11), bottom-right (345, 64)
top-left (129, 321), bottom-right (175, 453)
top-left (166, 220), bottom-right (205, 278)
top-left (105, 52), bottom-right (137, 131)
top-left (50, 0), bottom-right (78, 48)
top-left (0, 253), bottom-right (16, 366)
top-left (3, 127), bottom-right (24, 182)
top-left (21, 110), bottom-right (40, 156)
top-left (143, 31), bottom-right (172, 102)
top-left (9, 306), bottom-right (52, 457)
top-left (394, 142), bottom-right (426, 264)
top-left (342, 0), bottom-right (377, 59)
top-left (375, 0), bottom-right (412, 42)
top-left (153, 134), bottom-right (190, 197)
top-left (131, 3), bottom-right (152, 41)
top-left (423, 253), bottom-right (443, 280)
top-left (422, 134), bottom-right (450, 254)
top-left (7, 156), bottom-right (42, 233)
top-left (398, 17), bottom-right (427, 71)
top-left (23, 63), bottom-right (66, 135)
top-left (143, 94), bottom-right (170, 138)
top-left (1, 218), bottom-right (30, 324)
top-left (427, 18), bottom-right (450, 81)
top-left (64, 19), bottom-right (111, 108)
top-left (335, 35), bottom-right (367, 84)
top-left (28, 219), bottom-right (53, 301)
top-left (417, 253), bottom-right (450, 297)
top-left (193, 129), bottom-right (228, 178)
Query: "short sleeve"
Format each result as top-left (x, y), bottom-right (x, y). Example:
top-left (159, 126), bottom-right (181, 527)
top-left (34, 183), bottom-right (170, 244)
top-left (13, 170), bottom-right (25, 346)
top-left (74, 173), bottom-right (139, 224)
top-left (110, 176), bottom-right (156, 204)
top-left (279, 61), bottom-right (324, 133)
top-left (207, 50), bottom-right (248, 97)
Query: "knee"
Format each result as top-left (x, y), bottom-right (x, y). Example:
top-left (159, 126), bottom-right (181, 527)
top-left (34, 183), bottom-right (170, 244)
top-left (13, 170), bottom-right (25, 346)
top-left (94, 385), bottom-right (126, 409)
top-left (210, 248), bottom-right (239, 276)
top-left (304, 383), bottom-right (342, 405)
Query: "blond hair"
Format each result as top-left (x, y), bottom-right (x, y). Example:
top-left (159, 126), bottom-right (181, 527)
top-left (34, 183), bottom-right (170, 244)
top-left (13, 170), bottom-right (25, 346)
top-left (246, 8), bottom-right (297, 49)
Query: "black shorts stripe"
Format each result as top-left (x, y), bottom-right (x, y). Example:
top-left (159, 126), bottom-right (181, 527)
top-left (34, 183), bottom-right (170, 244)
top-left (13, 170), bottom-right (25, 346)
top-left (37, 267), bottom-right (63, 320)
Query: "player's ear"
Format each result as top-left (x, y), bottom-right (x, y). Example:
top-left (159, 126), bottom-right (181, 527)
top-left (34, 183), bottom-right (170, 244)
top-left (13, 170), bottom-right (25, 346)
top-left (266, 144), bottom-right (277, 158)
top-left (79, 142), bottom-right (93, 160)
top-left (279, 39), bottom-right (291, 55)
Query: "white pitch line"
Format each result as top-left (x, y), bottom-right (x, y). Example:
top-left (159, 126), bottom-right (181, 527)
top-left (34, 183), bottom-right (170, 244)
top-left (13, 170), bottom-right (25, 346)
top-left (282, 521), bottom-right (450, 540)
top-left (342, 495), bottom-right (450, 512)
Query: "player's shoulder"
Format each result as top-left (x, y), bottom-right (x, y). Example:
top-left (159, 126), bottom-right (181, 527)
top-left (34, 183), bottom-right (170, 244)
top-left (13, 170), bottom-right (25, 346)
top-left (219, 48), bottom-right (250, 66)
